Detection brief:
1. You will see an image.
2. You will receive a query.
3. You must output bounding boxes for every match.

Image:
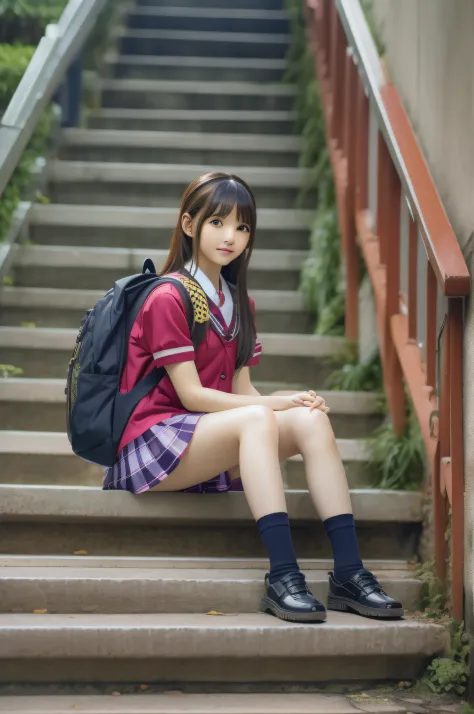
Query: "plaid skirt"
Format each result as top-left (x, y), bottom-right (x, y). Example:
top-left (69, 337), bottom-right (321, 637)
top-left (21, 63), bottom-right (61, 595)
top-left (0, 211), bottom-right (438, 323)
top-left (103, 413), bottom-right (242, 495)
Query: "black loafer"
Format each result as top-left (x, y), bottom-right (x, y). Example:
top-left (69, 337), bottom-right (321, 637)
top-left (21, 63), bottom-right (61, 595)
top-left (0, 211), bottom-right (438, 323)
top-left (327, 568), bottom-right (404, 619)
top-left (260, 571), bottom-right (327, 623)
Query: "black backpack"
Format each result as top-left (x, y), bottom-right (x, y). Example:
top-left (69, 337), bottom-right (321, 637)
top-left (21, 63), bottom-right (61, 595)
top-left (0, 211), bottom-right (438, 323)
top-left (65, 259), bottom-right (208, 468)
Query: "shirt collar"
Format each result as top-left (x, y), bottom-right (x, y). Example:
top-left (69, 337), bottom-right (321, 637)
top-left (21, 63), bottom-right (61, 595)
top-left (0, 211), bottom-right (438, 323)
top-left (184, 261), bottom-right (231, 305)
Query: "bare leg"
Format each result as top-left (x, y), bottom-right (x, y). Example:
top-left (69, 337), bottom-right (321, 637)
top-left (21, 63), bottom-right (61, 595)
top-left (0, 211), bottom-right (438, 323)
top-left (150, 405), bottom-right (287, 521)
top-left (274, 407), bottom-right (353, 520)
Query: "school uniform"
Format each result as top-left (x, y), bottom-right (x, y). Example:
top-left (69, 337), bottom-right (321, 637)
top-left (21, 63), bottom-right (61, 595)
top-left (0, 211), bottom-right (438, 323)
top-left (103, 265), bottom-right (262, 494)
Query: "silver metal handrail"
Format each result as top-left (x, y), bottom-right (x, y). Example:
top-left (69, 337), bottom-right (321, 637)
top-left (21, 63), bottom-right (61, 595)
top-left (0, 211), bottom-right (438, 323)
top-left (0, 0), bottom-right (108, 198)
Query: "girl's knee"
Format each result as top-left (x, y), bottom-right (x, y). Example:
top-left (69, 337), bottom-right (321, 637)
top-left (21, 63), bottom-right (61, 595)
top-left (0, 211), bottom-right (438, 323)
top-left (241, 405), bottom-right (278, 435)
top-left (291, 406), bottom-right (335, 442)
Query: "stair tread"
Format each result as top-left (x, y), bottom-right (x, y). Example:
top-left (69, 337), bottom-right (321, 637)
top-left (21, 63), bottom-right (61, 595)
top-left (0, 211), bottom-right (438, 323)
top-left (0, 566), bottom-right (415, 581)
top-left (128, 6), bottom-right (290, 21)
top-left (29, 204), bottom-right (313, 229)
top-left (47, 161), bottom-right (309, 186)
top-left (89, 108), bottom-right (297, 120)
top-left (0, 555), bottom-right (413, 570)
top-left (0, 692), bottom-right (417, 713)
top-left (0, 484), bottom-right (422, 523)
top-left (61, 129), bottom-right (301, 151)
top-left (0, 326), bottom-right (345, 356)
top-left (109, 54), bottom-right (288, 69)
top-left (114, 28), bottom-right (290, 44)
top-left (100, 78), bottom-right (296, 96)
top-left (0, 612), bottom-right (445, 659)
top-left (1, 286), bottom-right (306, 313)
top-left (0, 379), bottom-right (381, 414)
top-left (0, 430), bottom-right (368, 461)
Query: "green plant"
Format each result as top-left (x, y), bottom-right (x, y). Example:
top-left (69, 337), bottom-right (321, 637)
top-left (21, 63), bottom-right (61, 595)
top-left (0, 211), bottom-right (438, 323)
top-left (367, 399), bottom-right (425, 490)
top-left (0, 42), bottom-right (35, 110)
top-left (0, 107), bottom-right (52, 241)
top-left (325, 348), bottom-right (383, 392)
top-left (0, 364), bottom-right (23, 378)
top-left (415, 561), bottom-right (446, 619)
top-left (424, 620), bottom-right (470, 696)
top-left (0, 1), bottom-right (67, 44)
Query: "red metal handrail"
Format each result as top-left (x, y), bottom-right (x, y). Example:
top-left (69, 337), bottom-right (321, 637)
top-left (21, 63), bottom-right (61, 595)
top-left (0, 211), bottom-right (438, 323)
top-left (305, 0), bottom-right (470, 619)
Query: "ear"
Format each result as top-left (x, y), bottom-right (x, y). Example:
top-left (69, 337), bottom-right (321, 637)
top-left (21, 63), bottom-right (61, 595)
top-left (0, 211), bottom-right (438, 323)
top-left (181, 213), bottom-right (193, 238)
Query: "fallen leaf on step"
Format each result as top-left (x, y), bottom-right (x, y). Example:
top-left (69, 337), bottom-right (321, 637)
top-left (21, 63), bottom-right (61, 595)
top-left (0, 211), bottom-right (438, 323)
top-left (139, 684), bottom-right (149, 691)
top-left (73, 550), bottom-right (88, 556)
top-left (33, 609), bottom-right (48, 614)
top-left (206, 610), bottom-right (225, 616)
top-left (111, 692), bottom-right (121, 697)
top-left (70, 707), bottom-right (82, 710)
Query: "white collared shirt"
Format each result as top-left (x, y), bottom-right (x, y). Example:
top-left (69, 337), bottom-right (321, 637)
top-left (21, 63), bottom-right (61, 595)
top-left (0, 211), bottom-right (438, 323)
top-left (184, 261), bottom-right (234, 327)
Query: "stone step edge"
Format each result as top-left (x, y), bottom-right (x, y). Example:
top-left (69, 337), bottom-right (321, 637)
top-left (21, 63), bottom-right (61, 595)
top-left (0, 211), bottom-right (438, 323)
top-left (0, 566), bottom-right (417, 582)
top-left (99, 78), bottom-right (296, 97)
top-left (0, 430), bottom-right (368, 462)
top-left (61, 128), bottom-right (302, 152)
top-left (0, 485), bottom-right (423, 523)
top-left (0, 379), bottom-right (382, 415)
top-left (107, 53), bottom-right (288, 69)
top-left (28, 203), bottom-right (314, 229)
top-left (0, 612), bottom-right (447, 660)
top-left (89, 108), bottom-right (298, 121)
top-left (0, 555), bottom-right (412, 570)
top-left (127, 6), bottom-right (290, 21)
top-left (0, 692), bottom-right (420, 714)
top-left (47, 161), bottom-right (309, 186)
top-left (0, 326), bottom-right (346, 357)
top-left (29, 204), bottom-right (313, 230)
top-left (1, 287), bottom-right (305, 313)
top-left (112, 27), bottom-right (291, 44)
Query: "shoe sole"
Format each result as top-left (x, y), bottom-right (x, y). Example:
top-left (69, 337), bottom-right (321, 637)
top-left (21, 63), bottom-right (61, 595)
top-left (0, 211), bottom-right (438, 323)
top-left (259, 596), bottom-right (327, 623)
top-left (327, 593), bottom-right (404, 619)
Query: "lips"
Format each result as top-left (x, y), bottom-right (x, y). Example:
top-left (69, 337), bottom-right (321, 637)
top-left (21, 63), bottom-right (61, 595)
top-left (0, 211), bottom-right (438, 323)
top-left (218, 248), bottom-right (233, 255)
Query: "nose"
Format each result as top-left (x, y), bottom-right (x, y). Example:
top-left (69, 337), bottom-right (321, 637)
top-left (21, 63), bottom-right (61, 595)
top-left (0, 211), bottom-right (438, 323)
top-left (223, 228), bottom-right (236, 245)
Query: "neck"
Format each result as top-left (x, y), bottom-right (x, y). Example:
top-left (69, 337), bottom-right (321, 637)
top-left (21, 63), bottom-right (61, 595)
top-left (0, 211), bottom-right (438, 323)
top-left (192, 256), bottom-right (221, 292)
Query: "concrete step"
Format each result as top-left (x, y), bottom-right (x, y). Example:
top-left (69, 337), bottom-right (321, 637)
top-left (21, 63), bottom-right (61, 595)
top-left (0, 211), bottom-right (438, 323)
top-left (46, 162), bottom-right (312, 210)
top-left (0, 485), bottom-right (421, 560)
top-left (0, 692), bottom-right (435, 714)
top-left (10, 243), bottom-right (307, 290)
top-left (29, 204), bottom-right (311, 251)
top-left (0, 430), bottom-right (371, 487)
top-left (87, 108), bottom-right (297, 134)
top-left (0, 379), bottom-right (382, 440)
top-left (116, 29), bottom-right (289, 59)
top-left (0, 612), bottom-right (446, 684)
top-left (59, 129), bottom-right (301, 167)
top-left (100, 79), bottom-right (296, 113)
top-left (0, 286), bottom-right (311, 334)
top-left (0, 326), bottom-right (344, 382)
top-left (0, 564), bottom-right (420, 614)
top-left (126, 7), bottom-right (290, 35)
top-left (0, 692), bottom-right (433, 714)
top-left (107, 54), bottom-right (287, 83)
top-left (137, 0), bottom-right (285, 8)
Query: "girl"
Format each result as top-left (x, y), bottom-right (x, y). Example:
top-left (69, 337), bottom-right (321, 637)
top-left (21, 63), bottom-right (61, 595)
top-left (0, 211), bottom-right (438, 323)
top-left (104, 172), bottom-right (404, 623)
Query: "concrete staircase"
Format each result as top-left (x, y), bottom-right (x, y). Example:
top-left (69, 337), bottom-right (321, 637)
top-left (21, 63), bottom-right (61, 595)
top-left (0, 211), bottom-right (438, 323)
top-left (0, 0), bottom-right (445, 710)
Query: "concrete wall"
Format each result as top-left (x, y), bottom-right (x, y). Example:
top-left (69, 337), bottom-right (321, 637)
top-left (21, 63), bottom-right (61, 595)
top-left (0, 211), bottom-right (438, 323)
top-left (371, 0), bottom-right (474, 644)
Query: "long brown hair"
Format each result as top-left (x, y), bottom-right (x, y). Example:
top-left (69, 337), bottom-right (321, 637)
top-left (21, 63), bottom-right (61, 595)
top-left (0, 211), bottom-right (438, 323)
top-left (161, 172), bottom-right (257, 370)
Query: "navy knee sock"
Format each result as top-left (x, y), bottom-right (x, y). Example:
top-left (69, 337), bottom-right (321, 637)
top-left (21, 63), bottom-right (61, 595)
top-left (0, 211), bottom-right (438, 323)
top-left (257, 512), bottom-right (300, 584)
top-left (324, 513), bottom-right (363, 583)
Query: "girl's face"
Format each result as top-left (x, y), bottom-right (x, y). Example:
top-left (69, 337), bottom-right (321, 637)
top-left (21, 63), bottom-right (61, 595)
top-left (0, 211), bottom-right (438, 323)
top-left (184, 204), bottom-right (251, 270)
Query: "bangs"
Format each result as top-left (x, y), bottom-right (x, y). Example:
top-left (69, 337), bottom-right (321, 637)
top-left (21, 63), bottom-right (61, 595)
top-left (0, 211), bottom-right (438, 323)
top-left (201, 178), bottom-right (256, 231)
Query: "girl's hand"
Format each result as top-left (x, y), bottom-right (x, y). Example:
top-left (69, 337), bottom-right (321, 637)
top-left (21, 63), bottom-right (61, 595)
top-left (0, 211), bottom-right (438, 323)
top-left (280, 391), bottom-right (330, 413)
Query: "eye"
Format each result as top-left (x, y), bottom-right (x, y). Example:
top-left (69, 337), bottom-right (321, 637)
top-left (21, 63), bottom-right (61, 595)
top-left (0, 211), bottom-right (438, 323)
top-left (210, 219), bottom-right (222, 226)
top-left (238, 225), bottom-right (250, 232)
